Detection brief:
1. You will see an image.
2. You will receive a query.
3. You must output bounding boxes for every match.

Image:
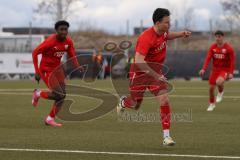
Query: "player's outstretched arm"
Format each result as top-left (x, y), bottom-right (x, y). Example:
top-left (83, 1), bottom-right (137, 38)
top-left (167, 31), bottom-right (191, 40)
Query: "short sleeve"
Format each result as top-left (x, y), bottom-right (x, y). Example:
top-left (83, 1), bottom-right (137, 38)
top-left (135, 35), bottom-right (151, 56)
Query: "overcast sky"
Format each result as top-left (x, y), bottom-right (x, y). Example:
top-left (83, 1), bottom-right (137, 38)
top-left (0, 0), bottom-right (226, 34)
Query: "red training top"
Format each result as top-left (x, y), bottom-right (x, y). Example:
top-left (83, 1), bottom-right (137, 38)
top-left (202, 43), bottom-right (235, 73)
top-left (32, 34), bottom-right (79, 74)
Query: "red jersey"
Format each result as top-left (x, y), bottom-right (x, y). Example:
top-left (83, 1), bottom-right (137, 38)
top-left (130, 27), bottom-right (168, 77)
top-left (202, 43), bottom-right (235, 73)
top-left (32, 34), bottom-right (79, 74)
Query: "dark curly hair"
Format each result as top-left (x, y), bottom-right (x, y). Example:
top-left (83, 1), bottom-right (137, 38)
top-left (55, 20), bottom-right (70, 30)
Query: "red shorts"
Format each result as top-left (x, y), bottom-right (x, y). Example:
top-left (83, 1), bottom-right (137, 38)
top-left (129, 74), bottom-right (170, 102)
top-left (40, 68), bottom-right (66, 89)
top-left (209, 71), bottom-right (228, 85)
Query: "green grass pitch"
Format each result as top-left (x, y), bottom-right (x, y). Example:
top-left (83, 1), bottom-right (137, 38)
top-left (0, 80), bottom-right (239, 160)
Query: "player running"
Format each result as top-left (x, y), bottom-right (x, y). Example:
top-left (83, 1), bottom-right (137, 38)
top-left (32, 20), bottom-right (82, 127)
top-left (117, 8), bottom-right (191, 146)
top-left (199, 30), bottom-right (235, 111)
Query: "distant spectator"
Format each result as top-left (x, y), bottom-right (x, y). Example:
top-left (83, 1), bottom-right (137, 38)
top-left (92, 49), bottom-right (103, 79)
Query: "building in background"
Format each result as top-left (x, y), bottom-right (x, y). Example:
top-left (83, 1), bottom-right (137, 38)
top-left (2, 27), bottom-right (54, 35)
top-left (0, 29), bottom-right (45, 80)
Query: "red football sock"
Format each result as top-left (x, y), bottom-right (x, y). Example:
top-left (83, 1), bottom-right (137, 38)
top-left (209, 96), bottom-right (215, 103)
top-left (49, 100), bottom-right (64, 118)
top-left (218, 85), bottom-right (224, 93)
top-left (40, 91), bottom-right (50, 99)
top-left (123, 96), bottom-right (137, 108)
top-left (209, 88), bottom-right (215, 103)
top-left (160, 105), bottom-right (171, 130)
top-left (49, 104), bottom-right (60, 118)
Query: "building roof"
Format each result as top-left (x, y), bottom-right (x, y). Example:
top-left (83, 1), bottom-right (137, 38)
top-left (2, 27), bottom-right (55, 35)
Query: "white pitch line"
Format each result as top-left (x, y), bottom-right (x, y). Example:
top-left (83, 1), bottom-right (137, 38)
top-left (0, 89), bottom-right (35, 91)
top-left (0, 148), bottom-right (239, 159)
top-left (169, 95), bottom-right (240, 99)
top-left (0, 92), bottom-right (240, 99)
top-left (1, 87), bottom-right (240, 92)
top-left (0, 92), bottom-right (32, 95)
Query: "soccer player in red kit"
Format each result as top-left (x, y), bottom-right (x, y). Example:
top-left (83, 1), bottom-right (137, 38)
top-left (199, 31), bottom-right (235, 111)
top-left (32, 20), bottom-right (82, 127)
top-left (117, 8), bottom-right (191, 146)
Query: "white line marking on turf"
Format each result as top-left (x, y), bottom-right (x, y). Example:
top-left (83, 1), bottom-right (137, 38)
top-left (0, 89), bottom-right (35, 91)
top-left (0, 92), bottom-right (240, 99)
top-left (0, 92), bottom-right (32, 95)
top-left (1, 87), bottom-right (240, 91)
top-left (170, 95), bottom-right (240, 99)
top-left (0, 148), bottom-right (239, 159)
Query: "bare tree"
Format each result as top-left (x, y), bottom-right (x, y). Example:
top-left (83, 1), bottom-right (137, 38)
top-left (222, 16), bottom-right (234, 32)
top-left (220, 0), bottom-right (240, 30)
top-left (183, 7), bottom-right (195, 30)
top-left (213, 19), bottom-right (229, 31)
top-left (166, 0), bottom-right (195, 30)
top-left (34, 0), bottom-right (86, 21)
top-left (221, 0), bottom-right (240, 17)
